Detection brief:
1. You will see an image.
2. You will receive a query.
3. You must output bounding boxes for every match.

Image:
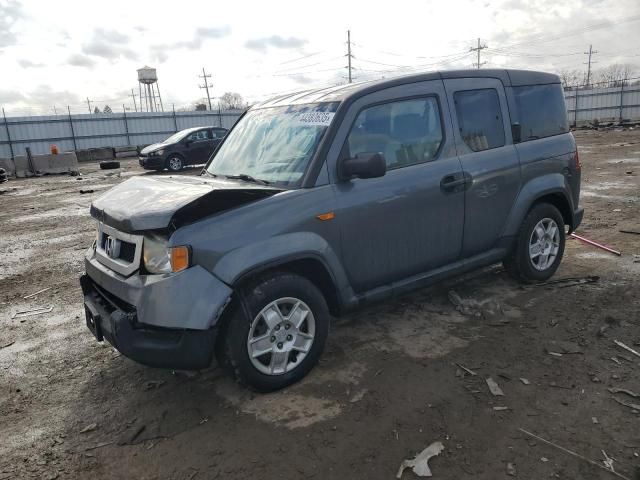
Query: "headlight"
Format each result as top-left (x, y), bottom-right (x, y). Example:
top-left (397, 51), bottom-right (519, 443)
top-left (152, 149), bottom-right (164, 156)
top-left (143, 234), bottom-right (190, 274)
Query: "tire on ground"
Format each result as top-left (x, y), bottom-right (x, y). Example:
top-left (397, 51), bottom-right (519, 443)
top-left (503, 202), bottom-right (566, 283)
top-left (220, 272), bottom-right (330, 392)
top-left (99, 160), bottom-right (121, 170)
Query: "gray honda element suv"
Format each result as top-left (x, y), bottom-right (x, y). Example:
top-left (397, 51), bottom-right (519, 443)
top-left (81, 69), bottom-right (583, 391)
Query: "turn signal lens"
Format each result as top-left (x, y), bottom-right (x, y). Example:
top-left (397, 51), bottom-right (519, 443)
top-left (170, 246), bottom-right (190, 272)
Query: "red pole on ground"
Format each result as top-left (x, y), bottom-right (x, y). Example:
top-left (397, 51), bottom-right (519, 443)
top-left (570, 233), bottom-right (622, 256)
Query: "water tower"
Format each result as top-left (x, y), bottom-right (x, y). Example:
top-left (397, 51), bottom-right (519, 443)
top-left (137, 66), bottom-right (164, 112)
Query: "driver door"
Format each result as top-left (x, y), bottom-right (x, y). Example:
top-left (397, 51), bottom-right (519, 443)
top-left (329, 80), bottom-right (465, 292)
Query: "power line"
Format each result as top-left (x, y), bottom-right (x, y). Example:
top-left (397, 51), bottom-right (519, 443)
top-left (198, 67), bottom-right (213, 110)
top-left (584, 44), bottom-right (598, 86)
top-left (470, 38), bottom-right (488, 69)
top-left (496, 14), bottom-right (640, 50)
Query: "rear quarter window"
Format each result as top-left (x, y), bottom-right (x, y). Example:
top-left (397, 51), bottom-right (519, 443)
top-left (512, 84), bottom-right (569, 142)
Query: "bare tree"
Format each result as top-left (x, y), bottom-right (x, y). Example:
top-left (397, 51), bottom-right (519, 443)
top-left (194, 103), bottom-right (207, 111)
top-left (93, 106), bottom-right (101, 114)
top-left (594, 64), bottom-right (635, 87)
top-left (219, 92), bottom-right (246, 110)
top-left (558, 69), bottom-right (584, 88)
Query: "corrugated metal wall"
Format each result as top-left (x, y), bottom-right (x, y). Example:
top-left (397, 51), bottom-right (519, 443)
top-left (3, 85), bottom-right (640, 158)
top-left (564, 85), bottom-right (640, 125)
top-left (0, 110), bottom-right (243, 158)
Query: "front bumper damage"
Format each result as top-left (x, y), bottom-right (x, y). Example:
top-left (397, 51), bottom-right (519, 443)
top-left (81, 248), bottom-right (232, 369)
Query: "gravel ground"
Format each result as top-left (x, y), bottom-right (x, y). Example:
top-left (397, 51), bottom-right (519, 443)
top-left (1, 130), bottom-right (639, 480)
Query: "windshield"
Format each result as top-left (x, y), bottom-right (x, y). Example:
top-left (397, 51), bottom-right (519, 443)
top-left (206, 102), bottom-right (339, 186)
top-left (162, 129), bottom-right (192, 144)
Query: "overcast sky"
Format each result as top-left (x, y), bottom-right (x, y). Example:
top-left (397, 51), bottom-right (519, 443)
top-left (1, 0), bottom-right (639, 115)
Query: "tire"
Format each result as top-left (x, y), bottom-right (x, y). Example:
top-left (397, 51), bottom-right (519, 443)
top-left (99, 160), bottom-right (120, 170)
top-left (166, 155), bottom-right (184, 172)
top-left (221, 272), bottom-right (330, 392)
top-left (503, 203), bottom-right (566, 283)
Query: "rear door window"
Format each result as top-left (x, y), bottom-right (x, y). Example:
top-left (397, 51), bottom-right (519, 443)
top-left (188, 130), bottom-right (209, 141)
top-left (512, 84), bottom-right (569, 141)
top-left (346, 97), bottom-right (444, 169)
top-left (454, 89), bottom-right (505, 152)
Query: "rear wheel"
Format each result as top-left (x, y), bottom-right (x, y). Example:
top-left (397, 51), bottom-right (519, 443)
top-left (221, 272), bottom-right (329, 391)
top-left (167, 155), bottom-right (183, 172)
top-left (503, 203), bottom-right (566, 283)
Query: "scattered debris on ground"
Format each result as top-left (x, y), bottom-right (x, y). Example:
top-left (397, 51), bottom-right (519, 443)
top-left (486, 377), bottom-right (505, 396)
top-left (396, 441), bottom-right (444, 478)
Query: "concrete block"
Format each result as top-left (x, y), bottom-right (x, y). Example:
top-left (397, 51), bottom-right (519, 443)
top-left (115, 150), bottom-right (138, 159)
top-left (76, 147), bottom-right (115, 162)
top-left (14, 152), bottom-right (79, 177)
top-left (114, 145), bottom-right (138, 154)
top-left (0, 157), bottom-right (16, 177)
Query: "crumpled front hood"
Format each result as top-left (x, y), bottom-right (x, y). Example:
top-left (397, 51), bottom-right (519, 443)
top-left (140, 143), bottom-right (165, 155)
top-left (90, 174), bottom-right (282, 232)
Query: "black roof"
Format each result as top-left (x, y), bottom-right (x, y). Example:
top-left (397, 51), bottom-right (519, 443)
top-left (255, 69), bottom-right (560, 109)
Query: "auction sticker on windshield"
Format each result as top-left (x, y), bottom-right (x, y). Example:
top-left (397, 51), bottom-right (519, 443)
top-left (295, 111), bottom-right (335, 126)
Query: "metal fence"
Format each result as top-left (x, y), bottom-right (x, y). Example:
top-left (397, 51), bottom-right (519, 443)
top-left (564, 79), bottom-right (640, 126)
top-left (4, 81), bottom-right (640, 159)
top-left (0, 108), bottom-right (244, 159)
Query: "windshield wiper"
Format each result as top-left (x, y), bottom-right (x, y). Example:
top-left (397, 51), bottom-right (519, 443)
top-left (225, 173), bottom-right (271, 185)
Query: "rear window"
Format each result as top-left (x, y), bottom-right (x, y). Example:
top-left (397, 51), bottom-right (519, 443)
top-left (512, 84), bottom-right (569, 142)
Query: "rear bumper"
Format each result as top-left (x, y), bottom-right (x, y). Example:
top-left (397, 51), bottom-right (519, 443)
top-left (571, 207), bottom-right (584, 233)
top-left (80, 275), bottom-right (216, 369)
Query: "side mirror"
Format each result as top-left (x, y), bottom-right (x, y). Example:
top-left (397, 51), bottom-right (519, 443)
top-left (511, 123), bottom-right (522, 143)
top-left (339, 152), bottom-right (387, 180)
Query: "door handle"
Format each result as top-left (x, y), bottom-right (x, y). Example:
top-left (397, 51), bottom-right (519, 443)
top-left (440, 175), bottom-right (466, 191)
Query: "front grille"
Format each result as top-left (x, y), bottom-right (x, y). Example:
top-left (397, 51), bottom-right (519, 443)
top-left (119, 241), bottom-right (136, 263)
top-left (95, 223), bottom-right (144, 277)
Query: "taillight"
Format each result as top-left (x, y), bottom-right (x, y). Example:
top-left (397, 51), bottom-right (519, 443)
top-left (574, 150), bottom-right (581, 170)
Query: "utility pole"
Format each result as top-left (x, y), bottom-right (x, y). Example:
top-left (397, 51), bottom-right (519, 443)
top-left (86, 97), bottom-right (92, 114)
top-left (199, 67), bottom-right (213, 110)
top-left (346, 30), bottom-right (354, 83)
top-left (584, 44), bottom-right (598, 87)
top-left (130, 89), bottom-right (138, 112)
top-left (470, 38), bottom-right (487, 69)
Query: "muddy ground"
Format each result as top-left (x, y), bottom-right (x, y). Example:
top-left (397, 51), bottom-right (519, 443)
top-left (1, 130), bottom-right (639, 480)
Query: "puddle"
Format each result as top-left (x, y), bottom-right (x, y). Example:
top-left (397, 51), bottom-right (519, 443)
top-left (575, 251), bottom-right (617, 260)
top-left (606, 158), bottom-right (640, 164)
top-left (215, 379), bottom-right (342, 429)
top-left (9, 205), bottom-right (87, 223)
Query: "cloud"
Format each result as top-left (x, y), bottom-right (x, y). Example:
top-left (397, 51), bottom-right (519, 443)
top-left (0, 89), bottom-right (26, 104)
top-left (0, 0), bottom-right (25, 48)
top-left (150, 25), bottom-right (231, 62)
top-left (289, 74), bottom-right (315, 85)
top-left (18, 59), bottom-right (44, 68)
top-left (82, 28), bottom-right (138, 61)
top-left (196, 26), bottom-right (231, 39)
top-left (245, 35), bottom-right (308, 53)
top-left (67, 53), bottom-right (96, 68)
top-left (27, 85), bottom-right (81, 107)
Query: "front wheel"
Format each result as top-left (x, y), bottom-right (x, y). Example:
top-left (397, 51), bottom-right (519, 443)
top-left (503, 203), bottom-right (566, 283)
top-left (167, 155), bottom-right (183, 172)
top-left (221, 272), bottom-right (329, 392)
